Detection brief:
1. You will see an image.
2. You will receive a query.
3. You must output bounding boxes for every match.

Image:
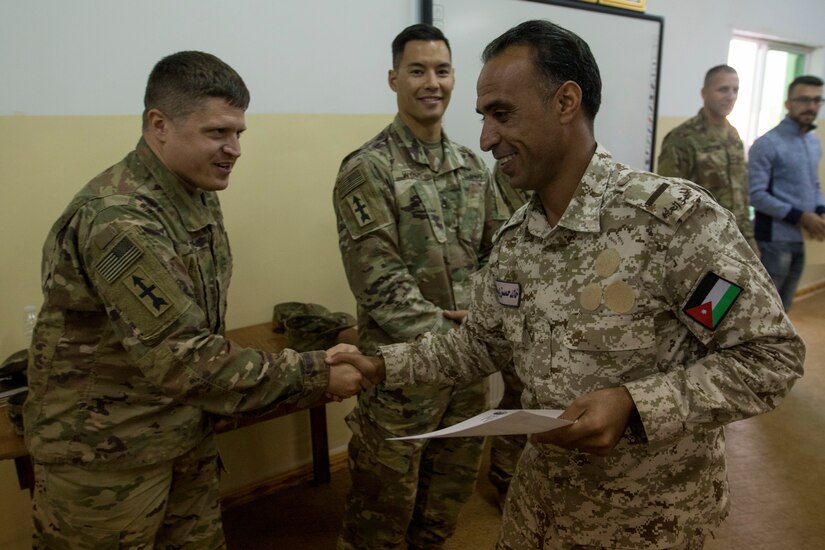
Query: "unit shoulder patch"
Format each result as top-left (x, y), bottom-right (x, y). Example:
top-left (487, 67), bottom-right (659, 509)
top-left (335, 162), bottom-right (392, 240)
top-left (92, 227), bottom-right (187, 341)
top-left (124, 266), bottom-right (172, 317)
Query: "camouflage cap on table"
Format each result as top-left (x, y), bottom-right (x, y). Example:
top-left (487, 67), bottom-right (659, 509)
top-left (272, 302), bottom-right (356, 352)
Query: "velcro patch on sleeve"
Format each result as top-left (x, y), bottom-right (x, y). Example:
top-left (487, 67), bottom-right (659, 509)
top-left (93, 227), bottom-right (188, 341)
top-left (337, 164), bottom-right (368, 198)
top-left (96, 236), bottom-right (143, 283)
top-left (683, 271), bottom-right (742, 330)
top-left (124, 266), bottom-right (172, 318)
top-left (336, 163), bottom-right (392, 239)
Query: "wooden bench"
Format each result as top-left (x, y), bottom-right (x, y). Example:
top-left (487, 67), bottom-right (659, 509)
top-left (0, 322), bottom-right (356, 493)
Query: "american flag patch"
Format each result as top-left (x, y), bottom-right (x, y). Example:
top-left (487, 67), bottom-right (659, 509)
top-left (337, 165), bottom-right (367, 198)
top-left (97, 236), bottom-right (142, 283)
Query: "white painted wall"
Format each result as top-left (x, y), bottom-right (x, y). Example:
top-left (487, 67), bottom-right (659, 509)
top-left (1, 0), bottom-right (417, 115)
top-left (649, 0), bottom-right (825, 116)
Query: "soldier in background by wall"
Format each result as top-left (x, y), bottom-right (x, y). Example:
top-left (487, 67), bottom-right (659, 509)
top-left (332, 24), bottom-right (514, 549)
top-left (658, 64), bottom-right (758, 252)
top-left (23, 51), bottom-right (363, 549)
top-left (749, 75), bottom-right (825, 311)
top-left (329, 20), bottom-right (804, 549)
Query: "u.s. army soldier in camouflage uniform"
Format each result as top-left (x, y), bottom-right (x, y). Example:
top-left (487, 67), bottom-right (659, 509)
top-left (333, 24), bottom-right (514, 550)
top-left (24, 51), bottom-right (363, 549)
top-left (658, 65), bottom-right (758, 252)
top-left (329, 21), bottom-right (804, 549)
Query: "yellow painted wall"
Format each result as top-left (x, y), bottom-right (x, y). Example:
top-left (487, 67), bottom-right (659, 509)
top-left (0, 113), bottom-right (391, 547)
top-left (655, 116), bottom-right (825, 287)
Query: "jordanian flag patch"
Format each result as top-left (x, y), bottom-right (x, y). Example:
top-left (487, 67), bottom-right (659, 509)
top-left (683, 272), bottom-right (742, 330)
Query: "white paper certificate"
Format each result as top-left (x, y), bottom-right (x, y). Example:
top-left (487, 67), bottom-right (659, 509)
top-left (388, 409), bottom-right (573, 440)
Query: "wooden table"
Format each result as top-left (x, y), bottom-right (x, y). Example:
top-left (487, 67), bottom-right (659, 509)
top-left (220, 322), bottom-right (357, 485)
top-left (0, 323), bottom-right (356, 492)
top-left (0, 405), bottom-right (31, 491)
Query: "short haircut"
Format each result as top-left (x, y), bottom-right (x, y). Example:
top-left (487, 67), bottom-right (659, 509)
top-left (482, 19), bottom-right (601, 119)
top-left (704, 65), bottom-right (737, 87)
top-left (143, 51), bottom-right (250, 128)
top-left (788, 75), bottom-right (824, 98)
top-left (391, 24), bottom-right (451, 69)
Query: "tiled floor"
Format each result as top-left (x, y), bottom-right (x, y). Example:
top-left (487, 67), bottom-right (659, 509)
top-left (224, 290), bottom-right (825, 549)
top-left (703, 290), bottom-right (825, 549)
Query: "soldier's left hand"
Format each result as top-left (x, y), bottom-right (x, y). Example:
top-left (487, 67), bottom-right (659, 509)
top-left (443, 309), bottom-right (469, 324)
top-left (530, 386), bottom-right (636, 456)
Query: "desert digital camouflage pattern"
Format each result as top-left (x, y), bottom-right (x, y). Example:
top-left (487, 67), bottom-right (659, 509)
top-left (382, 146), bottom-right (804, 548)
top-left (658, 108), bottom-right (757, 251)
top-left (333, 115), bottom-right (510, 549)
top-left (487, 162), bottom-right (530, 508)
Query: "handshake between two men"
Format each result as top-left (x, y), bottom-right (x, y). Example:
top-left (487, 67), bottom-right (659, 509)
top-left (323, 343), bottom-right (384, 401)
top-left (321, 343), bottom-right (637, 458)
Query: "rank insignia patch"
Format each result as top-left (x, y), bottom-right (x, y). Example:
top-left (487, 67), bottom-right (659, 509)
top-left (124, 266), bottom-right (171, 317)
top-left (683, 271), bottom-right (742, 330)
top-left (496, 280), bottom-right (521, 308)
top-left (97, 236), bottom-right (142, 283)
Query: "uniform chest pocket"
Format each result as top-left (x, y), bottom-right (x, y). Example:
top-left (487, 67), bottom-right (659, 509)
top-left (560, 312), bottom-right (656, 383)
top-left (180, 230), bottom-right (224, 332)
top-left (455, 172), bottom-right (486, 246)
top-left (695, 146), bottom-right (729, 188)
top-left (502, 310), bottom-right (554, 385)
top-left (391, 178), bottom-right (446, 247)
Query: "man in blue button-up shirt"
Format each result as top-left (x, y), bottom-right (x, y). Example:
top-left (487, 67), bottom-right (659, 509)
top-left (749, 75), bottom-right (825, 310)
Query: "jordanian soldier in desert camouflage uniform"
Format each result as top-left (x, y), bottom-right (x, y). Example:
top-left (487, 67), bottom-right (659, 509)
top-left (487, 163), bottom-right (529, 509)
top-left (328, 21), bottom-right (804, 549)
top-left (658, 65), bottom-right (758, 252)
top-left (24, 51), bottom-right (362, 549)
top-left (333, 24), bottom-right (514, 550)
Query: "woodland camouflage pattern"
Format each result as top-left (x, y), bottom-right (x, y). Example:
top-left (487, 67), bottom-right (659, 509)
top-left (382, 146), bottom-right (804, 548)
top-left (333, 115), bottom-right (511, 549)
top-left (658, 108), bottom-right (757, 250)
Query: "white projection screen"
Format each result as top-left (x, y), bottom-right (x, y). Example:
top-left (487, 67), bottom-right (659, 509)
top-left (429, 0), bottom-right (664, 171)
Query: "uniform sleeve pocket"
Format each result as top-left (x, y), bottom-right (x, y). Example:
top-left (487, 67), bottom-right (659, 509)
top-left (501, 310), bottom-right (525, 344)
top-left (559, 312), bottom-right (657, 383)
top-left (563, 312), bottom-right (655, 351)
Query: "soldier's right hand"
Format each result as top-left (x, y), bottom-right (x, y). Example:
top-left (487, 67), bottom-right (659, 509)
top-left (326, 352), bottom-right (386, 388)
top-left (326, 362), bottom-right (364, 400)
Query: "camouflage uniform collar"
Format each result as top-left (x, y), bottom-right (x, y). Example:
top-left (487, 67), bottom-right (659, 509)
top-left (697, 108), bottom-right (737, 139)
top-left (391, 114), bottom-right (465, 174)
top-left (524, 145), bottom-right (609, 238)
top-left (135, 138), bottom-right (219, 230)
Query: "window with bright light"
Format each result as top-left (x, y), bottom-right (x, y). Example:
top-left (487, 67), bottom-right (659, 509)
top-left (727, 35), bottom-right (811, 148)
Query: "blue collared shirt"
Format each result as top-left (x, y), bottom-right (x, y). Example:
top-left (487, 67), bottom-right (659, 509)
top-left (748, 116), bottom-right (825, 242)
